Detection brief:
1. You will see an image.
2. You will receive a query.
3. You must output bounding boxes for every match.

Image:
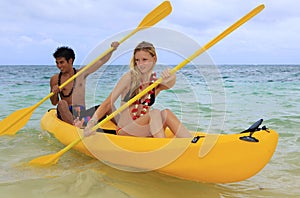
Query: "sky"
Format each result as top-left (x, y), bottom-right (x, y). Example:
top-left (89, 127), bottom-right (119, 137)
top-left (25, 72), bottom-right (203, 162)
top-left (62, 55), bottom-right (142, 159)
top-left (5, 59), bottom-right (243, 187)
top-left (0, 0), bottom-right (299, 65)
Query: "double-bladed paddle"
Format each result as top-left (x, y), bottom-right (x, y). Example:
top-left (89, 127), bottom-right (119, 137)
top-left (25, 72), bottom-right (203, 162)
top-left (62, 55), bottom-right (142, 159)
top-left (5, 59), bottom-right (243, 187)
top-left (29, 4), bottom-right (265, 166)
top-left (0, 1), bottom-right (172, 136)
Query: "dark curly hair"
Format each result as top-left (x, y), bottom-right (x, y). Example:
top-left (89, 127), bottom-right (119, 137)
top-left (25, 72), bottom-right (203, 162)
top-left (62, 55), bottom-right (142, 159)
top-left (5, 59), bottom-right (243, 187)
top-left (53, 46), bottom-right (75, 63)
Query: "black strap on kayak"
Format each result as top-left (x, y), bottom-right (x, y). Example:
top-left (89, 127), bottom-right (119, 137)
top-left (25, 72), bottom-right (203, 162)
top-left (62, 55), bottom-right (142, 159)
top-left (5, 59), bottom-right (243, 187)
top-left (239, 119), bottom-right (269, 142)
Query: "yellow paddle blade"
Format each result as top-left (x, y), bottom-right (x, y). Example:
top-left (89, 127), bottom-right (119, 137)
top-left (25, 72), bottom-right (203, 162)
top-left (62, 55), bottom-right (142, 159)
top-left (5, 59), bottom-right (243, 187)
top-left (29, 153), bottom-right (60, 166)
top-left (137, 1), bottom-right (172, 28)
top-left (117, 1), bottom-right (172, 44)
top-left (29, 137), bottom-right (82, 166)
top-left (0, 106), bottom-right (36, 136)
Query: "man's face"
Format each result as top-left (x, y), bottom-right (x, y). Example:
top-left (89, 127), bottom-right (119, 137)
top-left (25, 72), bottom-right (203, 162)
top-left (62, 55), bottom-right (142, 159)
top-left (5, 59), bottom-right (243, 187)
top-left (55, 57), bottom-right (73, 73)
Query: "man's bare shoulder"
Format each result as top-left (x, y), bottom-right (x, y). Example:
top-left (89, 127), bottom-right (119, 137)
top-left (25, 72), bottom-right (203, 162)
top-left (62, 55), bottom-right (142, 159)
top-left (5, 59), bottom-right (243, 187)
top-left (50, 73), bottom-right (59, 83)
top-left (51, 73), bottom-right (59, 78)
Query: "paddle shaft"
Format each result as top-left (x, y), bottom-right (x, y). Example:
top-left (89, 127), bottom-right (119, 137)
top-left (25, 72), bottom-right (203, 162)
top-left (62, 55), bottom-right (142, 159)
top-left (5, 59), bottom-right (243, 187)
top-left (94, 4), bottom-right (265, 130)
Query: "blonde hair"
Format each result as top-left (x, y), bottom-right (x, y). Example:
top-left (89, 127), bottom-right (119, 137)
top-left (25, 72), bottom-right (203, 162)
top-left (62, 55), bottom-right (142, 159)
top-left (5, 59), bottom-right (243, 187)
top-left (129, 41), bottom-right (157, 98)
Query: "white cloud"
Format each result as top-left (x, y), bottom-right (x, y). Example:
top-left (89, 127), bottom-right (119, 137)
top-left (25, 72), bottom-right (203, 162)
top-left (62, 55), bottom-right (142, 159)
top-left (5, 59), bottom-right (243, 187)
top-left (0, 0), bottom-right (299, 64)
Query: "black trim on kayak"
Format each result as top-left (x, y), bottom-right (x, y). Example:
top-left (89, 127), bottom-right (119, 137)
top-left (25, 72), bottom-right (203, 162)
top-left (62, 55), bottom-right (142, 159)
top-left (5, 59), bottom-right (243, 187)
top-left (191, 136), bottom-right (205, 143)
top-left (96, 128), bottom-right (117, 135)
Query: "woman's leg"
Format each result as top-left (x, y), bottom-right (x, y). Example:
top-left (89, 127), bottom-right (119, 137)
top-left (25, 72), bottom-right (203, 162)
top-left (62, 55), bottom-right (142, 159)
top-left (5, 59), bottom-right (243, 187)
top-left (118, 113), bottom-right (152, 137)
top-left (149, 109), bottom-right (165, 138)
top-left (118, 109), bottom-right (165, 137)
top-left (161, 109), bottom-right (192, 138)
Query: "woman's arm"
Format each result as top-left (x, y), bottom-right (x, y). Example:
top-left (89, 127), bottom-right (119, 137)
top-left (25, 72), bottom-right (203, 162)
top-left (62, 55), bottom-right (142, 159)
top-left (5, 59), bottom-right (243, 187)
top-left (84, 72), bottom-right (131, 136)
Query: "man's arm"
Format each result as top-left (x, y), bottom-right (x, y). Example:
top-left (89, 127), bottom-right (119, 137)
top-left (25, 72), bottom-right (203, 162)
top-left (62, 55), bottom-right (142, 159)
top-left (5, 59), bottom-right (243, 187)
top-left (80, 41), bottom-right (119, 79)
top-left (50, 75), bottom-right (60, 105)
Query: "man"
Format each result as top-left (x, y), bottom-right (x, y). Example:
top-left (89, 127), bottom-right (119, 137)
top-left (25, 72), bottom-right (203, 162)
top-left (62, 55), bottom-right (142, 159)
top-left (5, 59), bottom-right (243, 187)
top-left (50, 41), bottom-right (119, 127)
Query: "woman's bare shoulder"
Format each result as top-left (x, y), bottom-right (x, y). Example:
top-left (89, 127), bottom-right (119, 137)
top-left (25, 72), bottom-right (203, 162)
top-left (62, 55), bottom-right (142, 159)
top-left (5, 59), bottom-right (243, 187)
top-left (119, 71), bottom-right (132, 83)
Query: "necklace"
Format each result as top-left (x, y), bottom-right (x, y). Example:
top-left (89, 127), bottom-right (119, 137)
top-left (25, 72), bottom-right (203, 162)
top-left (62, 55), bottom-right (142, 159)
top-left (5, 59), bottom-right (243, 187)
top-left (131, 72), bottom-right (156, 120)
top-left (58, 68), bottom-right (76, 98)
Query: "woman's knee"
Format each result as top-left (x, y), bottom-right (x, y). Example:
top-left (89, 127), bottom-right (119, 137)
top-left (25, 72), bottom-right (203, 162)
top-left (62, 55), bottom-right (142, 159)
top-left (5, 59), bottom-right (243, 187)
top-left (161, 108), bottom-right (171, 115)
top-left (160, 109), bottom-right (172, 120)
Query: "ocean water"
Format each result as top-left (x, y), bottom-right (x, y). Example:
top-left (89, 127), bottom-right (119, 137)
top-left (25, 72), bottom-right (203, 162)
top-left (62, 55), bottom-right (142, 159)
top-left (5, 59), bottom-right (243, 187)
top-left (0, 64), bottom-right (299, 198)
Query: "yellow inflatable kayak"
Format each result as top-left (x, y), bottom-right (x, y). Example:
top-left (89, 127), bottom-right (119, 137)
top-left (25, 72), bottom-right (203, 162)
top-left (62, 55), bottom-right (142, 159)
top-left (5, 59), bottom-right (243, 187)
top-left (40, 109), bottom-right (278, 183)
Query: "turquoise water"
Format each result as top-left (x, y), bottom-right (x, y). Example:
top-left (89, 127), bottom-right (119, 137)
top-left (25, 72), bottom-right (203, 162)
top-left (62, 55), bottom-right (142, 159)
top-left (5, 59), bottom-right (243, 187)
top-left (0, 64), bottom-right (299, 197)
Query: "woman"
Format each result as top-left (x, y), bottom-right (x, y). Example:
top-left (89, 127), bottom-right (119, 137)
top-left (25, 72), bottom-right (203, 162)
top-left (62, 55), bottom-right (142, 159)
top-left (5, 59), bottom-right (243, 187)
top-left (84, 41), bottom-right (191, 138)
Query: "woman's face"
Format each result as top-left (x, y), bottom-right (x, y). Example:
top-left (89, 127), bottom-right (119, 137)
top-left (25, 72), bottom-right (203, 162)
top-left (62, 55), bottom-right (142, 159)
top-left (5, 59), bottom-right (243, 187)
top-left (134, 50), bottom-right (156, 74)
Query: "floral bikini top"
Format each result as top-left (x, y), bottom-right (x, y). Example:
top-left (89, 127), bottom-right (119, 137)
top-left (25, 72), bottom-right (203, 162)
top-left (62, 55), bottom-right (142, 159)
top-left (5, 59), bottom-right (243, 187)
top-left (122, 87), bottom-right (156, 106)
top-left (122, 72), bottom-right (157, 120)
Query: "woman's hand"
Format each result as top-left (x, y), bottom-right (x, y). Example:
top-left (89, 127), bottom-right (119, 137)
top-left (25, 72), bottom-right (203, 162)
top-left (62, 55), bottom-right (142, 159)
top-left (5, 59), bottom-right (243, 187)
top-left (161, 68), bottom-right (176, 88)
top-left (74, 117), bottom-right (84, 128)
top-left (83, 118), bottom-right (97, 137)
top-left (83, 124), bottom-right (96, 137)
